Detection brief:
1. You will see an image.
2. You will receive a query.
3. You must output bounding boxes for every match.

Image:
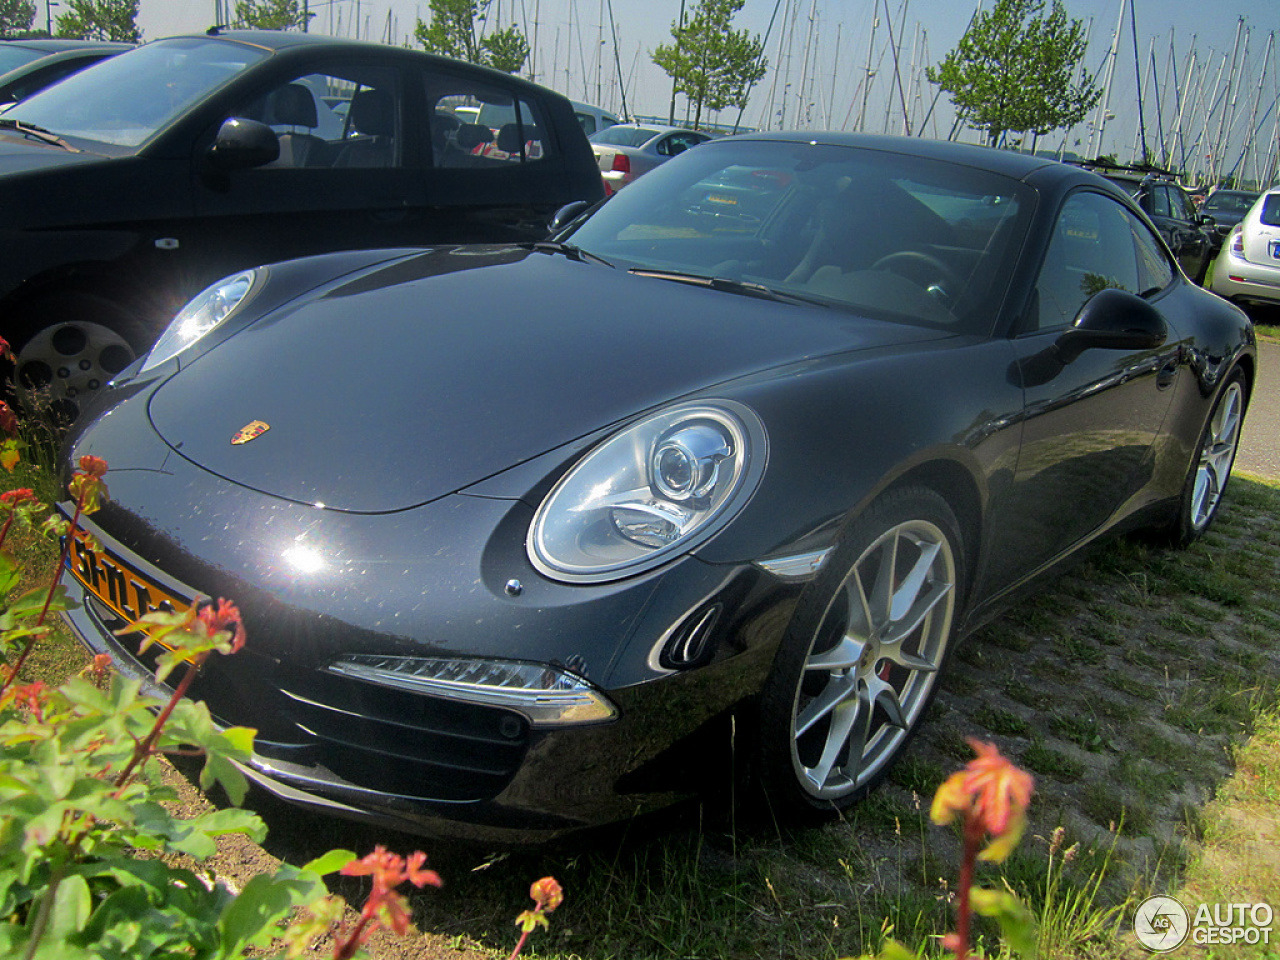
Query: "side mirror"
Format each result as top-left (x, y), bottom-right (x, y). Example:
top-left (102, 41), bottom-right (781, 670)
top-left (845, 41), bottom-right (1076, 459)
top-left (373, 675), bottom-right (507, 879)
top-left (207, 117), bottom-right (279, 171)
top-left (1198, 213), bottom-right (1217, 228)
top-left (548, 200), bottom-right (592, 234)
top-left (1053, 287), bottom-right (1168, 364)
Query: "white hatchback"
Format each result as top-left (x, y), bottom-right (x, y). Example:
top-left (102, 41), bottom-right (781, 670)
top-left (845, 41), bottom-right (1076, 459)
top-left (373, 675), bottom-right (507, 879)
top-left (1210, 188), bottom-right (1280, 306)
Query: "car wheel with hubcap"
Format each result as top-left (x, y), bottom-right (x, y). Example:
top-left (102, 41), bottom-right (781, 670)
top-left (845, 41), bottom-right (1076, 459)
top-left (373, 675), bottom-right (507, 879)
top-left (1168, 369), bottom-right (1247, 546)
top-left (11, 293), bottom-right (141, 421)
top-left (757, 486), bottom-right (965, 818)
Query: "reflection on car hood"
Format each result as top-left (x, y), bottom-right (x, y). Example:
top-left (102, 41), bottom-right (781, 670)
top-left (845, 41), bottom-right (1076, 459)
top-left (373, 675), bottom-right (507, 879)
top-left (149, 246), bottom-right (944, 512)
top-left (0, 134), bottom-right (101, 173)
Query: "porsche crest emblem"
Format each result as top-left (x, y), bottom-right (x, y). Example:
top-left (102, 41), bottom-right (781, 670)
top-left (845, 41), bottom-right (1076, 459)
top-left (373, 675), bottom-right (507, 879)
top-left (231, 420), bottom-right (270, 445)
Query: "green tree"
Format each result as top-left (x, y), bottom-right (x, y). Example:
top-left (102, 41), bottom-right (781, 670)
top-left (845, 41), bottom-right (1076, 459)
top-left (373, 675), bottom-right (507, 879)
top-left (413, 0), bottom-right (529, 74)
top-left (54, 0), bottom-right (139, 41)
top-left (927, 0), bottom-right (1100, 148)
top-left (233, 0), bottom-right (312, 30)
top-left (652, 0), bottom-right (767, 131)
top-left (0, 0), bottom-right (35, 36)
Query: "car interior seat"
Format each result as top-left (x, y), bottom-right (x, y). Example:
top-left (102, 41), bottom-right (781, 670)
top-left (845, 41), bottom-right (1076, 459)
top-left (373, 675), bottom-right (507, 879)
top-left (332, 88), bottom-right (396, 168)
top-left (270, 83), bottom-right (329, 168)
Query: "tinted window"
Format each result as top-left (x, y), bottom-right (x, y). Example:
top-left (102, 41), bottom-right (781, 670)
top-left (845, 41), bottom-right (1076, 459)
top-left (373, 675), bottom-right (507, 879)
top-left (430, 78), bottom-right (549, 166)
top-left (1033, 192), bottom-right (1146, 331)
top-left (5, 38), bottom-right (266, 147)
top-left (1260, 194), bottom-right (1280, 227)
top-left (234, 67), bottom-right (396, 169)
top-left (591, 126), bottom-right (661, 147)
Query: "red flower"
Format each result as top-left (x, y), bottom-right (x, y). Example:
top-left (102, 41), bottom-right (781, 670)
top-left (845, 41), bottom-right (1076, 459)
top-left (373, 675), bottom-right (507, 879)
top-left (0, 488), bottom-right (36, 508)
top-left (198, 598), bottom-right (247, 654)
top-left (0, 336), bottom-right (10, 362)
top-left (931, 739), bottom-right (1034, 862)
top-left (529, 877), bottom-right (563, 913)
top-left (339, 846), bottom-right (441, 941)
top-left (0, 401), bottom-right (16, 437)
top-left (78, 455), bottom-right (108, 478)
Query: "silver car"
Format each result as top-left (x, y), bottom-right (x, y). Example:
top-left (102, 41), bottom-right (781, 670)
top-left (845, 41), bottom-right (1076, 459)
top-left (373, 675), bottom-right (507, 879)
top-left (1210, 188), bottom-right (1280, 306)
top-left (590, 122), bottom-right (713, 194)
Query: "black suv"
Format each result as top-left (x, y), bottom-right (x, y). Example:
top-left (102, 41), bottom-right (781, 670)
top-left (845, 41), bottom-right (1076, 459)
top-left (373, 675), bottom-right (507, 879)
top-left (1074, 161), bottom-right (1216, 284)
top-left (0, 30), bottom-right (603, 418)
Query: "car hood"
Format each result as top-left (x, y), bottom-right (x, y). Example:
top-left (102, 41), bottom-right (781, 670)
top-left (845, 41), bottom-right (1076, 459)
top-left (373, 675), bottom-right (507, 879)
top-left (0, 133), bottom-right (104, 174)
top-left (149, 247), bottom-right (944, 512)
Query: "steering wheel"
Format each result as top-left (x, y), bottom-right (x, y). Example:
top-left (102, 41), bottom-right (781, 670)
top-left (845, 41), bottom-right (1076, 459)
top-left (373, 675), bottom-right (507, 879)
top-left (870, 251), bottom-right (960, 304)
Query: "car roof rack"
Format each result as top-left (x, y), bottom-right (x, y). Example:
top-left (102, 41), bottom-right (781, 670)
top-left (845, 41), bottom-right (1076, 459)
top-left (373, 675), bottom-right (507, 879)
top-left (1067, 157), bottom-right (1181, 182)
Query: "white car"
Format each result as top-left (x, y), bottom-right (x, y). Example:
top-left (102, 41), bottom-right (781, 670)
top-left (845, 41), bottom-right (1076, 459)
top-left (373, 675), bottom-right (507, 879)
top-left (571, 99), bottom-right (619, 137)
top-left (1210, 187), bottom-right (1280, 306)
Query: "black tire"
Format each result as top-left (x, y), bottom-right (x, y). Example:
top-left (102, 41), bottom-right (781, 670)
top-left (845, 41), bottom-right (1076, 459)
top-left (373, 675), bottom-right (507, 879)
top-left (756, 486), bottom-right (965, 820)
top-left (9, 292), bottom-right (143, 421)
top-left (1167, 368), bottom-right (1248, 547)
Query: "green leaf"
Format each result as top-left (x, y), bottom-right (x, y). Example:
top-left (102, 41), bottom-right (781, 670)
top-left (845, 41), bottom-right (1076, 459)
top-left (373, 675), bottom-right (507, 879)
top-left (45, 873), bottom-right (92, 940)
top-left (971, 886), bottom-right (1038, 958)
top-left (0, 550), bottom-right (20, 596)
top-left (218, 868), bottom-right (330, 956)
top-left (303, 848), bottom-right (358, 876)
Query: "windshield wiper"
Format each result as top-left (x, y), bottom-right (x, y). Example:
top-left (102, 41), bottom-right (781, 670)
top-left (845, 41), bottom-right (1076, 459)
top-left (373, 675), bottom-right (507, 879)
top-left (0, 118), bottom-right (78, 152)
top-left (530, 240), bottom-right (613, 268)
top-left (628, 268), bottom-right (830, 307)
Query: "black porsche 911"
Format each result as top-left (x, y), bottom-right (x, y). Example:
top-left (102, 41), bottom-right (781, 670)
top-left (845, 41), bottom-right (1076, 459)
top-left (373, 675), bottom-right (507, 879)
top-left (58, 132), bottom-right (1254, 842)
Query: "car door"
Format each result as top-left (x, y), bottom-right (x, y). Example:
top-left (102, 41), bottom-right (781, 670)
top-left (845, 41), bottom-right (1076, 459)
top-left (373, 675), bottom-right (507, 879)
top-left (985, 189), bottom-right (1182, 592)
top-left (188, 58), bottom-right (430, 285)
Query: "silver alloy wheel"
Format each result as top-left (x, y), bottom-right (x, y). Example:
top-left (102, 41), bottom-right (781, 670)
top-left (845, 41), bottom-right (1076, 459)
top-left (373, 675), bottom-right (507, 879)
top-left (15, 321), bottom-right (137, 417)
top-left (1190, 379), bottom-right (1244, 531)
top-left (790, 517), bottom-right (956, 799)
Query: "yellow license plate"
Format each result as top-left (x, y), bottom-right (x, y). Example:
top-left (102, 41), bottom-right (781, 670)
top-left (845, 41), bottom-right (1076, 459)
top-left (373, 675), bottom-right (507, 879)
top-left (67, 527), bottom-right (193, 630)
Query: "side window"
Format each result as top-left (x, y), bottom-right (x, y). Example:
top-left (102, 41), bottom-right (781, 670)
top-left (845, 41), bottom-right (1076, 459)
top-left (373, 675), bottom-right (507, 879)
top-left (1131, 209), bottom-right (1175, 294)
top-left (1149, 185), bottom-right (1173, 219)
top-left (1031, 192), bottom-right (1142, 332)
top-left (428, 76), bottom-right (552, 168)
top-left (1172, 187), bottom-right (1197, 221)
top-left (235, 66), bottom-right (400, 169)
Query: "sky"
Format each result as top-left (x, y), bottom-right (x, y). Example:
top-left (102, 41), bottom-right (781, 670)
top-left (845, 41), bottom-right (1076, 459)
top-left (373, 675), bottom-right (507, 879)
top-left (122, 0), bottom-right (1278, 183)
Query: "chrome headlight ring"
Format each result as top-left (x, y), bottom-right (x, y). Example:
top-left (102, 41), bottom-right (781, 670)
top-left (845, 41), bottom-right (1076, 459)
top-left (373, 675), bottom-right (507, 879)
top-left (140, 268), bottom-right (261, 372)
top-left (528, 400), bottom-right (767, 584)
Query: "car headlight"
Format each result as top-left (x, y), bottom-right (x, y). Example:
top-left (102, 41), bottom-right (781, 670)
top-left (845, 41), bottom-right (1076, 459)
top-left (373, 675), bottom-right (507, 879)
top-left (529, 400), bottom-right (766, 583)
top-left (140, 269), bottom-right (259, 372)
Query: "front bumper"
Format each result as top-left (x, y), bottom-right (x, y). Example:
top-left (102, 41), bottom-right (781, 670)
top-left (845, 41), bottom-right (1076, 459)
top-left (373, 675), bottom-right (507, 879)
top-left (58, 497), bottom-right (799, 841)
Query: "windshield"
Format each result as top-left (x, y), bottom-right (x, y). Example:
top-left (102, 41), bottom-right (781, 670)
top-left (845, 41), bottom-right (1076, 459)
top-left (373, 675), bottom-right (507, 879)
top-left (566, 139), bottom-right (1031, 333)
top-left (590, 125), bottom-right (661, 147)
top-left (1204, 191), bottom-right (1258, 216)
top-left (1, 37), bottom-right (267, 148)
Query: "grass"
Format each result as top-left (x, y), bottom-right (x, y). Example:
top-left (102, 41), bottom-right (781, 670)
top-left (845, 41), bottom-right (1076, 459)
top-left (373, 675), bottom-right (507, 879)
top-left (7, 445), bottom-right (1280, 959)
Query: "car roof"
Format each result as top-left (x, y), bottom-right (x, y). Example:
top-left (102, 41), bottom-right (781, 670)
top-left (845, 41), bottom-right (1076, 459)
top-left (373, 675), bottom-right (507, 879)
top-left (156, 30), bottom-right (565, 98)
top-left (0, 38), bottom-right (132, 53)
top-left (724, 130), bottom-right (1065, 182)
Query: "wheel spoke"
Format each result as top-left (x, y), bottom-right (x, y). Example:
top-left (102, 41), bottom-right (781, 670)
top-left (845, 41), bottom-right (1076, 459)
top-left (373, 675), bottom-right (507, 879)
top-left (805, 686), bottom-right (868, 789)
top-left (795, 669), bottom-right (858, 738)
top-left (805, 634), bottom-right (865, 672)
top-left (889, 538), bottom-right (941, 623)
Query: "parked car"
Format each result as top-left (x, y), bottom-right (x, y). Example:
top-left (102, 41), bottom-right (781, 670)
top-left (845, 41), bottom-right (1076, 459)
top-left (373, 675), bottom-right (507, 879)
top-left (1074, 161), bottom-right (1216, 283)
top-left (590, 122), bottom-right (713, 194)
top-left (1209, 187), bottom-right (1280, 307)
top-left (0, 29), bottom-right (603, 419)
top-left (0, 39), bottom-right (132, 106)
top-left (571, 99), bottom-right (619, 138)
top-left (1199, 187), bottom-right (1261, 256)
top-left (60, 132), bottom-right (1253, 842)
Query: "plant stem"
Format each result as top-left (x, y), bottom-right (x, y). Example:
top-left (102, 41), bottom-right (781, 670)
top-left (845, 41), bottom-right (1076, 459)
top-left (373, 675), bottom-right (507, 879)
top-left (112, 653), bottom-right (206, 792)
top-left (953, 815), bottom-right (984, 960)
